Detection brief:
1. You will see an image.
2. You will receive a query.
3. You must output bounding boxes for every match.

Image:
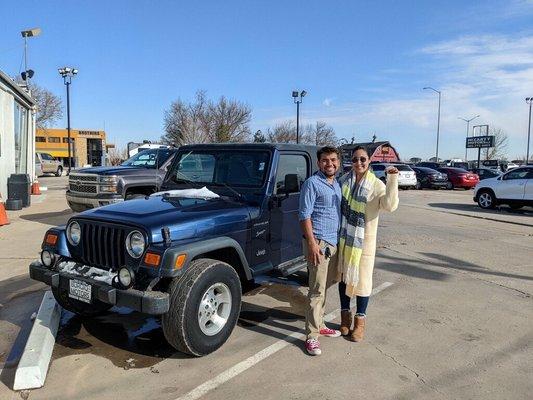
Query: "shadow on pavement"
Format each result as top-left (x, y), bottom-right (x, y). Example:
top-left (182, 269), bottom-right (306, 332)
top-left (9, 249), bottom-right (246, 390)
top-left (427, 202), bottom-right (533, 216)
top-left (19, 209), bottom-right (74, 226)
top-left (377, 251), bottom-right (533, 283)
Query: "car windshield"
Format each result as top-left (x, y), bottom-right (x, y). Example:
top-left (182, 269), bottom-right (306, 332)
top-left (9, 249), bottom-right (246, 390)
top-left (168, 150), bottom-right (270, 188)
top-left (394, 164), bottom-right (413, 171)
top-left (121, 149), bottom-right (173, 168)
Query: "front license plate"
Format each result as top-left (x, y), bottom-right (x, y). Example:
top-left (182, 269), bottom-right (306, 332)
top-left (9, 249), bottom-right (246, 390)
top-left (69, 279), bottom-right (92, 303)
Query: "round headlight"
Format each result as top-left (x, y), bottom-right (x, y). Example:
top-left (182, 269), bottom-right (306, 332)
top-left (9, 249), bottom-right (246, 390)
top-left (67, 221), bottom-right (81, 246)
top-left (41, 250), bottom-right (55, 267)
top-left (126, 231), bottom-right (145, 258)
top-left (118, 267), bottom-right (135, 288)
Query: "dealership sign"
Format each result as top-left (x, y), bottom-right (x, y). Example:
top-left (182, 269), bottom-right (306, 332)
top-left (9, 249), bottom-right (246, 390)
top-left (466, 135), bottom-right (495, 148)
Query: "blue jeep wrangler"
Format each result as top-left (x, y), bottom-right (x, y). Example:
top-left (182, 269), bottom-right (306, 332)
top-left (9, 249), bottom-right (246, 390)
top-left (30, 143), bottom-right (319, 356)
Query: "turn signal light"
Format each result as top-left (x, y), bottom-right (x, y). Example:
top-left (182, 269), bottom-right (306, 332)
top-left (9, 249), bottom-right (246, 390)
top-left (174, 254), bottom-right (187, 269)
top-left (45, 233), bottom-right (58, 245)
top-left (144, 252), bottom-right (161, 267)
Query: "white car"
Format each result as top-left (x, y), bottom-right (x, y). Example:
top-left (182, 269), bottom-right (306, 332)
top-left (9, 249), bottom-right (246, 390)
top-left (371, 163), bottom-right (417, 189)
top-left (473, 166), bottom-right (533, 209)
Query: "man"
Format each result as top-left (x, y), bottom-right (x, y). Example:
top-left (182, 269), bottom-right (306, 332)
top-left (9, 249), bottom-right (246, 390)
top-left (299, 146), bottom-right (342, 356)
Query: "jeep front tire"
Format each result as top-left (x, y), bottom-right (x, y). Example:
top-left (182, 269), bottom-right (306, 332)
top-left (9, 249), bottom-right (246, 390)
top-left (162, 258), bottom-right (242, 356)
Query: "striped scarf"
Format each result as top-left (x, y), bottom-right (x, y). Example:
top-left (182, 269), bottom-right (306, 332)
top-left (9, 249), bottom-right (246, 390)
top-left (337, 170), bottom-right (377, 289)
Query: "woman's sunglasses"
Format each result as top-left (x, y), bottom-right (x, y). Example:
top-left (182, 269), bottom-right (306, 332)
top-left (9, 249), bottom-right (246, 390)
top-left (352, 157), bottom-right (367, 163)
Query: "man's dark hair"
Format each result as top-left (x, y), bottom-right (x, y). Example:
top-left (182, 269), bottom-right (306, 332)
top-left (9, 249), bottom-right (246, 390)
top-left (317, 146), bottom-right (340, 160)
top-left (352, 145), bottom-right (369, 156)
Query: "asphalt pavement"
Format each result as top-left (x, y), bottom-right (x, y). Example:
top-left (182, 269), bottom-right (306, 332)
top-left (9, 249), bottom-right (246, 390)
top-left (0, 179), bottom-right (532, 400)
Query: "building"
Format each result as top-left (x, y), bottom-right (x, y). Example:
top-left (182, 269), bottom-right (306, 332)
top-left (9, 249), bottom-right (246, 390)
top-left (340, 141), bottom-right (401, 165)
top-left (36, 128), bottom-right (107, 167)
top-left (0, 69), bottom-right (36, 199)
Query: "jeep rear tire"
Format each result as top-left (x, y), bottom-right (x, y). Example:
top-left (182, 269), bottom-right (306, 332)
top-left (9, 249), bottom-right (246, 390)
top-left (52, 285), bottom-right (112, 317)
top-left (162, 258), bottom-right (242, 356)
top-left (55, 166), bottom-right (63, 177)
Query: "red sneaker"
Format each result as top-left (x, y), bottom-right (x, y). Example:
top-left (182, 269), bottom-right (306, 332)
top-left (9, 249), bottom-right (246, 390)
top-left (319, 327), bottom-right (341, 337)
top-left (305, 338), bottom-right (322, 356)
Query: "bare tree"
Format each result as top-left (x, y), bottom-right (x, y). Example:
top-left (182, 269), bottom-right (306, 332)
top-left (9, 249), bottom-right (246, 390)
top-left (162, 91), bottom-right (251, 145)
top-left (107, 146), bottom-right (128, 165)
top-left (253, 130), bottom-right (266, 143)
top-left (304, 121), bottom-right (338, 146)
top-left (482, 127), bottom-right (509, 160)
top-left (209, 96), bottom-right (251, 143)
top-left (25, 82), bottom-right (63, 129)
top-left (267, 120), bottom-right (297, 143)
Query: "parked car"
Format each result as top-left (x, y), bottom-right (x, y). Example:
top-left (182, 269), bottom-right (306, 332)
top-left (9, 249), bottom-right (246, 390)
top-left (411, 166), bottom-right (449, 189)
top-left (474, 166), bottom-right (533, 209)
top-left (35, 152), bottom-right (63, 177)
top-left (415, 161), bottom-right (445, 170)
top-left (371, 163), bottom-right (417, 188)
top-left (437, 167), bottom-right (479, 190)
top-left (66, 148), bottom-right (178, 212)
top-left (30, 143), bottom-right (319, 356)
top-left (469, 167), bottom-right (501, 181)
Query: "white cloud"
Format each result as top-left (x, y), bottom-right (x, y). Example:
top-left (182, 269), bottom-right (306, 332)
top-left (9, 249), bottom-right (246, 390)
top-left (264, 33), bottom-right (533, 159)
top-left (323, 98), bottom-right (333, 107)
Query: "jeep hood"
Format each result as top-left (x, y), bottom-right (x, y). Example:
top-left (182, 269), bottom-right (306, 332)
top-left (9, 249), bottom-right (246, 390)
top-left (75, 195), bottom-right (251, 243)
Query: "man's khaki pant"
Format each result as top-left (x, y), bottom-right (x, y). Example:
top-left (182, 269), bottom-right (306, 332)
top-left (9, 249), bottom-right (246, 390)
top-left (303, 239), bottom-right (338, 340)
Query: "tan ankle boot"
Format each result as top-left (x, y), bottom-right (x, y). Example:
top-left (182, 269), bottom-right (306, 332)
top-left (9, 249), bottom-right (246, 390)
top-left (340, 310), bottom-right (352, 336)
top-left (349, 315), bottom-right (366, 342)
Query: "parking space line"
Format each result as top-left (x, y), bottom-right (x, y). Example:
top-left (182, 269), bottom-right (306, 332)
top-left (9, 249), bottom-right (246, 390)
top-left (176, 282), bottom-right (394, 400)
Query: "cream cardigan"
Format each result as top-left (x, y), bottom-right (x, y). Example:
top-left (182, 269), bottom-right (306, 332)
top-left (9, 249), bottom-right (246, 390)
top-left (336, 173), bottom-right (399, 297)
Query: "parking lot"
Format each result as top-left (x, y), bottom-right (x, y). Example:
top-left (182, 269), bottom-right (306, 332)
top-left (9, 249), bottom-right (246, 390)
top-left (1, 175), bottom-right (532, 400)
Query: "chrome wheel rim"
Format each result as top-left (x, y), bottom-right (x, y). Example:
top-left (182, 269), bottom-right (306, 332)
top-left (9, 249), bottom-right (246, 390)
top-left (479, 193), bottom-right (492, 208)
top-left (197, 282), bottom-right (232, 336)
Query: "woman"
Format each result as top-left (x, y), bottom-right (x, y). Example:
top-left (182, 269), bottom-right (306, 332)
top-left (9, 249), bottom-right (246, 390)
top-left (337, 146), bottom-right (399, 342)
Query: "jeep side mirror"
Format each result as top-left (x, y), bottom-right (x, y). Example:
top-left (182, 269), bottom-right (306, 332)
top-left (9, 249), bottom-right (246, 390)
top-left (284, 174), bottom-right (299, 194)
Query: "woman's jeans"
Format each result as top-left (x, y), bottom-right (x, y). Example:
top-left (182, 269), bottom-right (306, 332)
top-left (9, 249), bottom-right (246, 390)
top-left (339, 281), bottom-right (369, 316)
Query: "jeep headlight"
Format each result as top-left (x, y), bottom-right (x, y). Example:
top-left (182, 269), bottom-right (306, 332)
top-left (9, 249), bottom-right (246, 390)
top-left (126, 230), bottom-right (145, 258)
top-left (67, 221), bottom-right (81, 246)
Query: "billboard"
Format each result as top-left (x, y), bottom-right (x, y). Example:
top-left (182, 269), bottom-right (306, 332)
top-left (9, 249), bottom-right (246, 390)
top-left (466, 135), bottom-right (495, 149)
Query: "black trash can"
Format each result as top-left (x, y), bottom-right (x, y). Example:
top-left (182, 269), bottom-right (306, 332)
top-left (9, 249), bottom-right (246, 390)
top-left (8, 174), bottom-right (31, 208)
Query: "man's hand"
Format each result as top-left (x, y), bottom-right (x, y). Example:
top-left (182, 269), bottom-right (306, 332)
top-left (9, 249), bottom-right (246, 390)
top-left (307, 241), bottom-right (323, 266)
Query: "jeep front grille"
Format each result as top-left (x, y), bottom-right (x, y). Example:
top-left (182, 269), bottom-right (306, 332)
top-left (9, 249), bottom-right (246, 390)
top-left (79, 221), bottom-right (126, 270)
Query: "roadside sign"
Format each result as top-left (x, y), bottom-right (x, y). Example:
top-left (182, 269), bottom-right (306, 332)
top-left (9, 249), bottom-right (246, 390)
top-left (466, 135), bottom-right (495, 148)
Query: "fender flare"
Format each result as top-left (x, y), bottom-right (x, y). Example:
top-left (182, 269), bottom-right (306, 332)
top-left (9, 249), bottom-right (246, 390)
top-left (159, 237), bottom-right (251, 280)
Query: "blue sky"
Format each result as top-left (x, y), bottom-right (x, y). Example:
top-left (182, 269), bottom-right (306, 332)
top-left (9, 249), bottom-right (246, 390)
top-left (1, 0), bottom-right (533, 160)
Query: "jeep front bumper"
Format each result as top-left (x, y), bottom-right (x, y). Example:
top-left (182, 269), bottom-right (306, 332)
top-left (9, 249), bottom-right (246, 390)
top-left (29, 261), bottom-right (169, 315)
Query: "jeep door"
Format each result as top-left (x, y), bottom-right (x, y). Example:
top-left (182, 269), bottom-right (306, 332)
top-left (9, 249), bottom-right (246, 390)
top-left (269, 152), bottom-right (310, 266)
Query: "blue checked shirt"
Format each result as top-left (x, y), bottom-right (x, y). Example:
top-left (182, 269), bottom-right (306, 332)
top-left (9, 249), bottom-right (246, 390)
top-left (298, 171), bottom-right (342, 246)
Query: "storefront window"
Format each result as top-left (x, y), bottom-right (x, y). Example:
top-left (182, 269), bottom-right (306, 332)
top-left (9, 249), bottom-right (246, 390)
top-left (14, 101), bottom-right (29, 173)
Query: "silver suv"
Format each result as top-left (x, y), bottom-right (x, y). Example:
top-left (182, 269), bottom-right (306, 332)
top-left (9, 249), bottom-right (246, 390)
top-left (36, 152), bottom-right (63, 177)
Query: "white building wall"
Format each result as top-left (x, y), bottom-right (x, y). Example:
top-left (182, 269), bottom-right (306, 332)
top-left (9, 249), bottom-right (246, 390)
top-left (0, 76), bottom-right (35, 200)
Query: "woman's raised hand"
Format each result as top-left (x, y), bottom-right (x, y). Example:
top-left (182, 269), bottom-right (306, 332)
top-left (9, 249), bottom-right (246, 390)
top-left (385, 166), bottom-right (399, 174)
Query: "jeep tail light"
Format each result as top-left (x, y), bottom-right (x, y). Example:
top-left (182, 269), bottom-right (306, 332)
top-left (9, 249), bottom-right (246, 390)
top-left (45, 233), bottom-right (58, 245)
top-left (144, 252), bottom-right (161, 267)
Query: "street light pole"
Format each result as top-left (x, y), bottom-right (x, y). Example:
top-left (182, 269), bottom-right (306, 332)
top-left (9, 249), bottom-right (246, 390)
top-left (292, 90), bottom-right (306, 144)
top-left (459, 115), bottom-right (480, 161)
top-left (20, 28), bottom-right (41, 86)
top-left (423, 87), bottom-right (442, 161)
top-left (526, 98), bottom-right (532, 165)
top-left (59, 67), bottom-right (78, 175)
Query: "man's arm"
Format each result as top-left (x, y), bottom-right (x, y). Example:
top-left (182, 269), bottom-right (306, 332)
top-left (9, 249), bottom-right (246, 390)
top-left (298, 179), bottom-right (322, 266)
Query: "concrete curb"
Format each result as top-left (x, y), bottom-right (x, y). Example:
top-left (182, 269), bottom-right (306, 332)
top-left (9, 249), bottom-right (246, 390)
top-left (13, 290), bottom-right (61, 391)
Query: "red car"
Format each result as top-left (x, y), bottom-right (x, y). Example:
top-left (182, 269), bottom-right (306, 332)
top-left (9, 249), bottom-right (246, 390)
top-left (437, 167), bottom-right (479, 189)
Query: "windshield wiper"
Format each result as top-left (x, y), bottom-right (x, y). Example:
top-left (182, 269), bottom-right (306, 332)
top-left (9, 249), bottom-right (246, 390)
top-left (209, 182), bottom-right (247, 203)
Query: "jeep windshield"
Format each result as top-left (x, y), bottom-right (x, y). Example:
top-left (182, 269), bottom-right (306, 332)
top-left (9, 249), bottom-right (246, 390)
top-left (121, 149), bottom-right (174, 169)
top-left (168, 150), bottom-right (270, 188)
